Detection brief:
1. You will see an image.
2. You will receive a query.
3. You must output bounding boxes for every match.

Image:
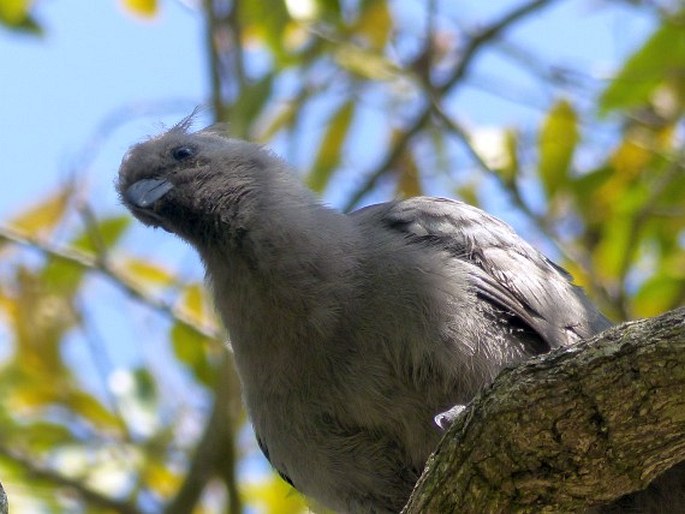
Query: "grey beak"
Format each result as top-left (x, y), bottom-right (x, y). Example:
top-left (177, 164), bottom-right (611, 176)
top-left (125, 178), bottom-right (174, 208)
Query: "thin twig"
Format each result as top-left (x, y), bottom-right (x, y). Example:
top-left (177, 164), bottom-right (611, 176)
top-left (343, 0), bottom-right (562, 212)
top-left (0, 225), bottom-right (220, 340)
top-left (0, 446), bottom-right (142, 514)
top-left (203, 0), bottom-right (224, 122)
top-left (428, 97), bottom-right (617, 311)
top-left (163, 355), bottom-right (243, 514)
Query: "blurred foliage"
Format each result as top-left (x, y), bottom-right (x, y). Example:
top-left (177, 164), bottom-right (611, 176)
top-left (0, 0), bottom-right (683, 512)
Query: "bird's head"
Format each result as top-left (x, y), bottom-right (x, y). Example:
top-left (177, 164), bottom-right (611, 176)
top-left (117, 115), bottom-right (278, 246)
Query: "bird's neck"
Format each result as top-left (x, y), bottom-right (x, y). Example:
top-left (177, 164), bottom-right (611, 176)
top-left (199, 193), bottom-right (362, 379)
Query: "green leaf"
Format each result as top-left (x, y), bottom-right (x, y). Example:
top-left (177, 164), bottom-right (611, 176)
top-left (14, 422), bottom-right (75, 452)
top-left (231, 74), bottom-right (274, 139)
top-left (600, 19), bottom-right (685, 114)
top-left (334, 43), bottom-right (400, 80)
top-left (170, 323), bottom-right (215, 387)
top-left (8, 188), bottom-right (71, 238)
top-left (355, 1), bottom-right (392, 50)
top-left (395, 149), bottom-right (422, 198)
top-left (0, 0), bottom-right (30, 26)
top-left (538, 99), bottom-right (578, 198)
top-left (72, 215), bottom-right (130, 254)
top-left (241, 2), bottom-right (292, 65)
top-left (500, 129), bottom-right (519, 185)
top-left (632, 274), bottom-right (685, 318)
top-left (307, 100), bottom-right (355, 192)
top-left (257, 101), bottom-right (299, 142)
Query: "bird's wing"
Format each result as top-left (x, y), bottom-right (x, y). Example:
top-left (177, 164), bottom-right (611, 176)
top-left (256, 434), bottom-right (297, 489)
top-left (352, 197), bottom-right (610, 351)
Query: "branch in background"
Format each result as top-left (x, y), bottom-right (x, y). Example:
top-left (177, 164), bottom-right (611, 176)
top-left (203, 0), bottom-right (225, 122)
top-left (343, 0), bottom-right (562, 211)
top-left (0, 447), bottom-right (142, 514)
top-left (427, 98), bottom-right (616, 310)
top-left (0, 224), bottom-right (246, 514)
top-left (0, 225), bottom-right (220, 341)
top-left (164, 355), bottom-right (243, 514)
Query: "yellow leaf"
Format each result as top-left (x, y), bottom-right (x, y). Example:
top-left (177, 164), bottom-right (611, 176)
top-left (538, 99), bottom-right (578, 197)
top-left (257, 102), bottom-right (298, 142)
top-left (178, 282), bottom-right (215, 328)
top-left (355, 2), bottom-right (392, 49)
top-left (8, 188), bottom-right (71, 237)
top-left (143, 460), bottom-right (181, 496)
top-left (334, 44), bottom-right (399, 81)
top-left (307, 101), bottom-right (355, 192)
top-left (0, 0), bottom-right (31, 24)
top-left (121, 0), bottom-right (157, 18)
top-left (395, 150), bottom-right (422, 198)
top-left (119, 257), bottom-right (175, 287)
top-left (244, 473), bottom-right (309, 514)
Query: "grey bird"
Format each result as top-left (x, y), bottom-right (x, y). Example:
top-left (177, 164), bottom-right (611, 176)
top-left (117, 117), bottom-right (681, 513)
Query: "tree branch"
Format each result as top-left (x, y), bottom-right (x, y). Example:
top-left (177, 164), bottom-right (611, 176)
top-left (163, 355), bottom-right (243, 514)
top-left (0, 447), bottom-right (141, 514)
top-left (0, 225), bottom-right (220, 340)
top-left (343, 0), bottom-right (563, 211)
top-left (404, 308), bottom-right (685, 512)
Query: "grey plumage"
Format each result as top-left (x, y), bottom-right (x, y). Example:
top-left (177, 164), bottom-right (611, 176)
top-left (118, 119), bottom-right (680, 513)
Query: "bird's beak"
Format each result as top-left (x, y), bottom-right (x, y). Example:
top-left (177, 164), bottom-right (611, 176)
top-left (125, 178), bottom-right (174, 209)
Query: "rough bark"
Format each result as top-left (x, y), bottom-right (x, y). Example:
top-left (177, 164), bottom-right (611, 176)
top-left (0, 481), bottom-right (6, 514)
top-left (403, 308), bottom-right (685, 513)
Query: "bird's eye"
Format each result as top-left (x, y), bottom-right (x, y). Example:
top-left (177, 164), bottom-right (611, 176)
top-left (171, 145), bottom-right (196, 161)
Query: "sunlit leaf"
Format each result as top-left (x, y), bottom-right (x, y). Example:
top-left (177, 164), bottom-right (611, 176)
top-left (8, 188), bottom-right (71, 238)
top-left (119, 256), bottom-right (176, 288)
top-left (244, 474), bottom-right (310, 514)
top-left (307, 100), bottom-right (355, 192)
top-left (334, 43), bottom-right (400, 80)
top-left (11, 268), bottom-right (72, 375)
top-left (538, 99), bottom-right (578, 198)
top-left (501, 129), bottom-right (519, 185)
top-left (15, 422), bottom-right (75, 452)
top-left (66, 390), bottom-right (121, 430)
top-left (142, 458), bottom-right (181, 497)
top-left (241, 2), bottom-right (292, 64)
top-left (40, 257), bottom-right (85, 300)
top-left (178, 282), bottom-right (215, 329)
top-left (600, 19), bottom-right (685, 114)
top-left (110, 368), bottom-right (159, 436)
top-left (333, 43), bottom-right (400, 80)
top-left (0, 0), bottom-right (30, 25)
top-left (632, 274), bottom-right (685, 318)
top-left (256, 101), bottom-right (299, 142)
top-left (471, 128), bottom-right (517, 182)
top-left (170, 323), bottom-right (215, 387)
top-left (232, 74), bottom-right (274, 139)
top-left (72, 215), bottom-right (131, 254)
top-left (395, 150), bottom-right (422, 198)
top-left (355, 1), bottom-right (392, 49)
top-left (455, 182), bottom-right (479, 207)
top-left (593, 214), bottom-right (631, 280)
top-left (121, 0), bottom-right (157, 18)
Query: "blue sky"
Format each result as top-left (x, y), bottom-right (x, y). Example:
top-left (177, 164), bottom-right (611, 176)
top-left (1, 0), bottom-right (655, 221)
top-left (1, 1), bottom-right (205, 219)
